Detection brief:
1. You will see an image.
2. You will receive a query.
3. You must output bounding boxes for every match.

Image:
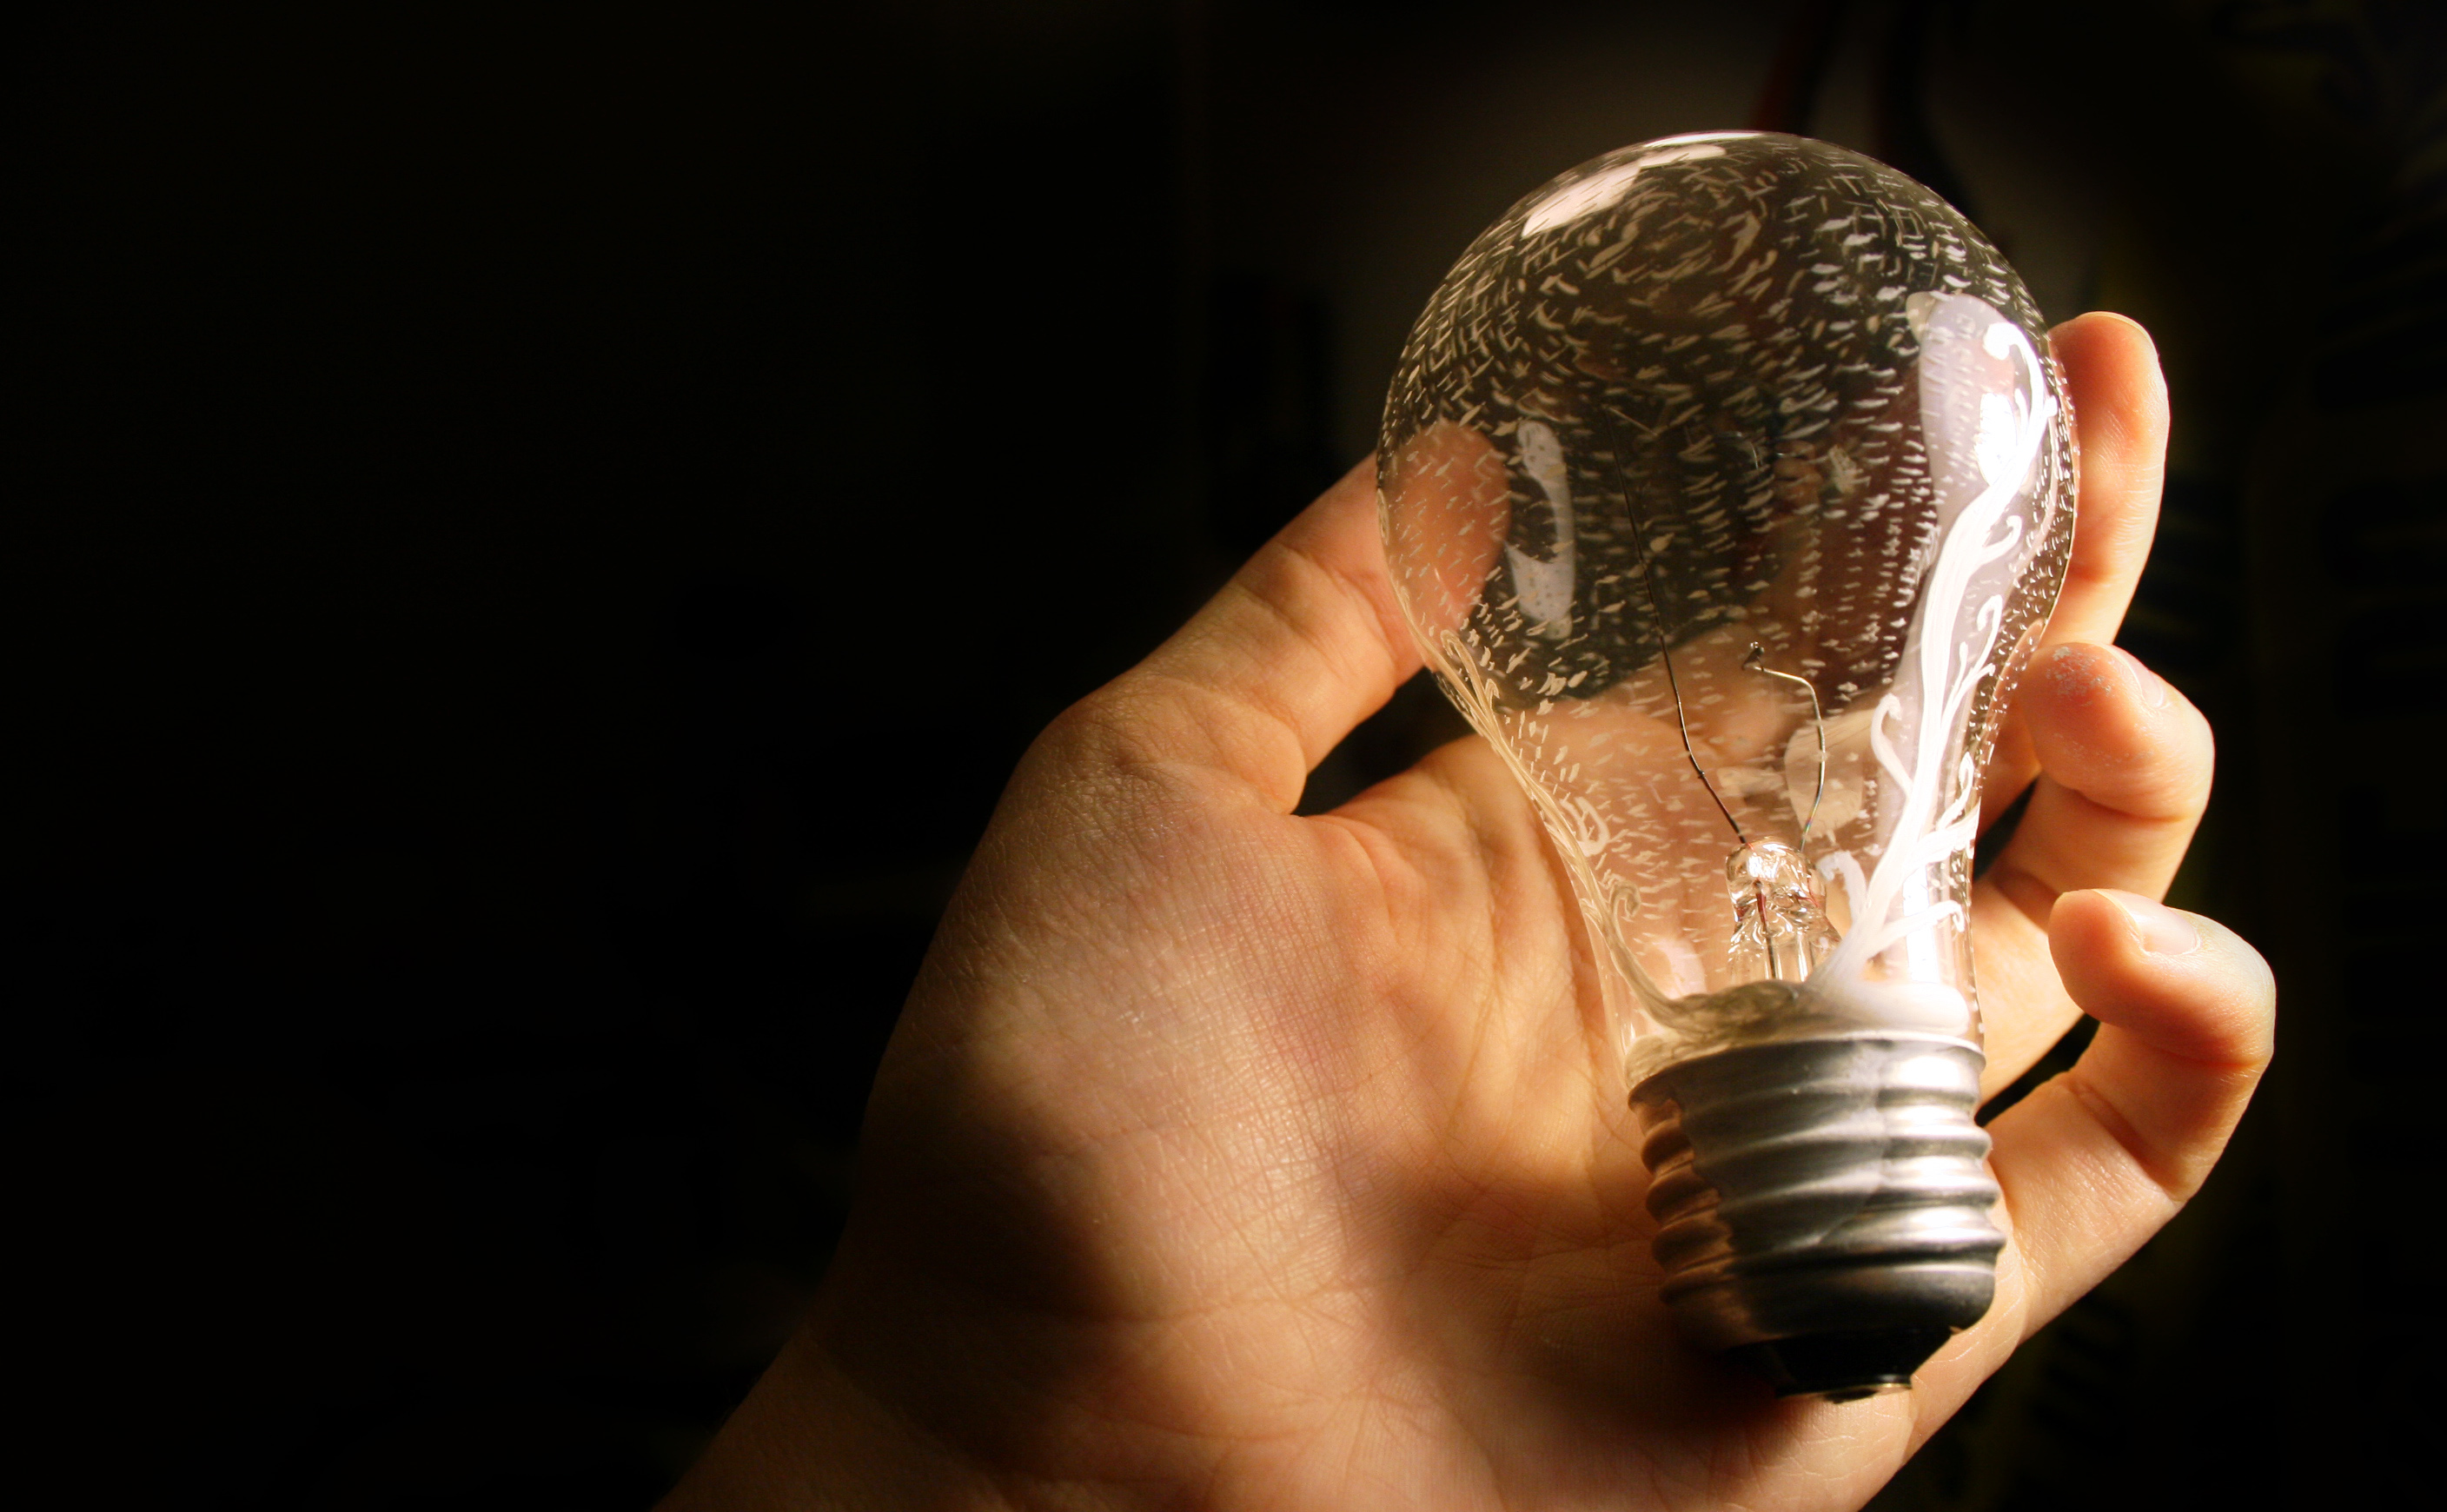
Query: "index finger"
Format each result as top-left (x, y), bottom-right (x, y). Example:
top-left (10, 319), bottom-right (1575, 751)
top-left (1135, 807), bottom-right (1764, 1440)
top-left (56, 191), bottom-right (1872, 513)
top-left (2041, 313), bottom-right (2169, 649)
top-left (1983, 312), bottom-right (2169, 826)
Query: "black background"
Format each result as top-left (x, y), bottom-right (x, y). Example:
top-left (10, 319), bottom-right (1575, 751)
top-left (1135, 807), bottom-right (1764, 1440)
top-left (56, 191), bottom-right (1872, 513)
top-left (12, 2), bottom-right (2442, 1505)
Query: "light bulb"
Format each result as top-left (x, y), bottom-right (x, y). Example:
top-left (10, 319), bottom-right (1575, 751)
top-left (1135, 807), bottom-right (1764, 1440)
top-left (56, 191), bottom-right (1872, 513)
top-left (1378, 132), bottom-right (2074, 1398)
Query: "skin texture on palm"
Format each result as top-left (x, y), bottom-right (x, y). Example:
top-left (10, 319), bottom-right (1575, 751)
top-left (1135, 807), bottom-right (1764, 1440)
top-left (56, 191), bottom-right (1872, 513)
top-left (663, 315), bottom-right (2273, 1511)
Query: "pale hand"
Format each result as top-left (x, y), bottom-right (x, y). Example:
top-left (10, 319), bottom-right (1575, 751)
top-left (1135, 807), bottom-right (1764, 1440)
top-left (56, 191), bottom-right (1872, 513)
top-left (666, 313), bottom-right (2275, 1512)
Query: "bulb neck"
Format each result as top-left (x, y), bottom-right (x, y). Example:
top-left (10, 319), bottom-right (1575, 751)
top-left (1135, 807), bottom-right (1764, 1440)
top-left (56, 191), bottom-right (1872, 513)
top-left (1629, 1031), bottom-right (2003, 1399)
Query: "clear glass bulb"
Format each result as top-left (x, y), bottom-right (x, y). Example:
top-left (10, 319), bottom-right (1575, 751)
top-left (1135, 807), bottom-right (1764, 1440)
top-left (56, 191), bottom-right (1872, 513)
top-left (1378, 132), bottom-right (2074, 1396)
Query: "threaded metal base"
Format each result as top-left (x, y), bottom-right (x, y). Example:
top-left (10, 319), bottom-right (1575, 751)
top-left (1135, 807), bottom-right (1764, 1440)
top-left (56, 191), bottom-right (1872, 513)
top-left (1629, 1031), bottom-right (2004, 1399)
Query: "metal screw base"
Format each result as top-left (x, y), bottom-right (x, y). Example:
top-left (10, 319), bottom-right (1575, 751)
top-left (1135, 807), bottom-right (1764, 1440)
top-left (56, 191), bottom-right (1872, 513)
top-left (1629, 1031), bottom-right (2005, 1399)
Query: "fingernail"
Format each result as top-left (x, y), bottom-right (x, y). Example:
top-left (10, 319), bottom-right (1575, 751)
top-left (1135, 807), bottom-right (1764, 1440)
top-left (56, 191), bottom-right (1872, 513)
top-left (2111, 647), bottom-right (2172, 708)
top-left (2099, 889), bottom-right (2202, 954)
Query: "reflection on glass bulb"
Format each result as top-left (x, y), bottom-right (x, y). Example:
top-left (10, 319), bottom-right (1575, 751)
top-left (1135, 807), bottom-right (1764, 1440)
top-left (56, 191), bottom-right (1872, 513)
top-left (1379, 132), bottom-right (2075, 1398)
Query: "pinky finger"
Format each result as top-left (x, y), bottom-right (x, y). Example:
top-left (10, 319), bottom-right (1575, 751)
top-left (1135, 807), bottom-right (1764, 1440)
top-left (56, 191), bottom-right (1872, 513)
top-left (1984, 889), bottom-right (2277, 1335)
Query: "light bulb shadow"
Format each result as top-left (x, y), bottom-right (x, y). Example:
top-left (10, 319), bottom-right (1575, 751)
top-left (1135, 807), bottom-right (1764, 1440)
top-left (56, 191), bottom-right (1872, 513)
top-left (1319, 742), bottom-right (1928, 1464)
top-left (1337, 1117), bottom-right (1925, 1504)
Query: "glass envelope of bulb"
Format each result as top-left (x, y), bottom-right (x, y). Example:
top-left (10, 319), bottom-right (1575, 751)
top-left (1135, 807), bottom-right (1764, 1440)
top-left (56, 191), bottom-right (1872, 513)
top-left (1379, 132), bottom-right (2076, 1091)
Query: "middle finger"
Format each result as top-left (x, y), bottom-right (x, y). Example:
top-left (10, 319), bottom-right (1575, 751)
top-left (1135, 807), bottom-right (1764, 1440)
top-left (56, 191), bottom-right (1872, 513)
top-left (1971, 640), bottom-right (2215, 1095)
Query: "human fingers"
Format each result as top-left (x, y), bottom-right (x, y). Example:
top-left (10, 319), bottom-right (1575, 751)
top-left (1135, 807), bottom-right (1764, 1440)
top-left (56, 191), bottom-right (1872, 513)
top-left (1983, 890), bottom-right (2274, 1332)
top-left (1983, 312), bottom-right (2169, 827)
top-left (2043, 314), bottom-right (2169, 647)
top-left (1085, 456), bottom-right (1429, 813)
top-left (1972, 641), bottom-right (2213, 1094)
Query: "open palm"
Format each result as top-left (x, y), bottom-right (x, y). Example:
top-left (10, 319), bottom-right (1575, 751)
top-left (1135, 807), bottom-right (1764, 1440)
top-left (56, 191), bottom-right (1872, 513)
top-left (668, 315), bottom-right (2271, 1512)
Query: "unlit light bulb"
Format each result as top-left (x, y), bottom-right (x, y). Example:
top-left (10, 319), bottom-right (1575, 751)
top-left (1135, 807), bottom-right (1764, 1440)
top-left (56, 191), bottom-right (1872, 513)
top-left (1378, 132), bottom-right (2075, 1398)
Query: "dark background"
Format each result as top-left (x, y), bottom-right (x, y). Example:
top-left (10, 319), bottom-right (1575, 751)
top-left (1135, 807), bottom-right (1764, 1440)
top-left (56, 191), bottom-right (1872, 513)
top-left (11, 1), bottom-right (2441, 1505)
